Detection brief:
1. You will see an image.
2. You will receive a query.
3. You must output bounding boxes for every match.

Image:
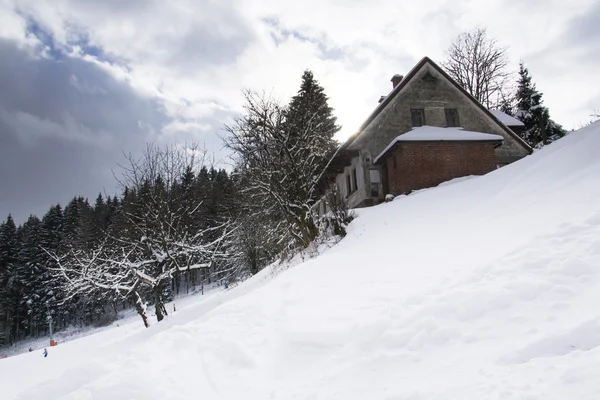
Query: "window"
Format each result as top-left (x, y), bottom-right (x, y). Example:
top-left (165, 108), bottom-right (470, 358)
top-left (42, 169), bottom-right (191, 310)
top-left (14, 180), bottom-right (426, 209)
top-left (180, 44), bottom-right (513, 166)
top-left (351, 169), bottom-right (358, 192)
top-left (369, 169), bottom-right (380, 198)
top-left (411, 109), bottom-right (425, 127)
top-left (445, 108), bottom-right (460, 127)
top-left (346, 174), bottom-right (352, 196)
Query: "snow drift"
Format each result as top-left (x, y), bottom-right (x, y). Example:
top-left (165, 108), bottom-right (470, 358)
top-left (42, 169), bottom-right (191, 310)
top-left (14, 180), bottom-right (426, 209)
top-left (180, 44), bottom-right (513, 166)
top-left (2, 122), bottom-right (600, 399)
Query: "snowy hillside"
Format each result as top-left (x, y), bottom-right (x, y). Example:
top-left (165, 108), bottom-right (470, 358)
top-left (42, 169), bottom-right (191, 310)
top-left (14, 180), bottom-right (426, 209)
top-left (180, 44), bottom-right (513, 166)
top-left (2, 122), bottom-right (600, 399)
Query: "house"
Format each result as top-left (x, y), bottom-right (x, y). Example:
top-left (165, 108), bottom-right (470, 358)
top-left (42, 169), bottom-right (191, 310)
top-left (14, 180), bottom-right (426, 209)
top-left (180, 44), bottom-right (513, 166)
top-left (329, 57), bottom-right (532, 208)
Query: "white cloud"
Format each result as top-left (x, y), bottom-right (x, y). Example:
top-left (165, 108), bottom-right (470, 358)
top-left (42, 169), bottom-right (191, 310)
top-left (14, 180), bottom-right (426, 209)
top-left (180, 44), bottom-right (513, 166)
top-left (163, 120), bottom-right (212, 136)
top-left (2, 0), bottom-right (598, 144)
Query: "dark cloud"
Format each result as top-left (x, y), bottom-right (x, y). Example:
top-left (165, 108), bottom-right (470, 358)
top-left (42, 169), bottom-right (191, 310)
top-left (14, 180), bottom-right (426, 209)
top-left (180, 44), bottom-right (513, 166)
top-left (0, 36), bottom-right (236, 224)
top-left (0, 39), bottom-right (168, 223)
top-left (0, 0), bottom-right (253, 225)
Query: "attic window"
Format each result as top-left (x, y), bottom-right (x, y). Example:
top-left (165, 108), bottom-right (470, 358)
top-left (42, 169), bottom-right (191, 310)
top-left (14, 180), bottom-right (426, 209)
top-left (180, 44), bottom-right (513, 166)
top-left (445, 109), bottom-right (460, 127)
top-left (411, 109), bottom-right (425, 127)
top-left (422, 72), bottom-right (437, 90)
top-left (422, 72), bottom-right (436, 83)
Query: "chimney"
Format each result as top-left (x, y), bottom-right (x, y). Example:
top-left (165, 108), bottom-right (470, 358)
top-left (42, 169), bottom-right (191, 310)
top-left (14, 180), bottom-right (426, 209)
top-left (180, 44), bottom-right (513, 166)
top-left (391, 74), bottom-right (404, 88)
top-left (378, 95), bottom-right (386, 103)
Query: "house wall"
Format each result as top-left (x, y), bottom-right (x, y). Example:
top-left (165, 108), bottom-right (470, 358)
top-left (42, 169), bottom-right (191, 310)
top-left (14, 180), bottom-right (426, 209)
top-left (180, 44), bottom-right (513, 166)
top-left (335, 156), bottom-right (366, 207)
top-left (385, 142), bottom-right (497, 195)
top-left (335, 155), bottom-right (369, 208)
top-left (348, 63), bottom-right (530, 166)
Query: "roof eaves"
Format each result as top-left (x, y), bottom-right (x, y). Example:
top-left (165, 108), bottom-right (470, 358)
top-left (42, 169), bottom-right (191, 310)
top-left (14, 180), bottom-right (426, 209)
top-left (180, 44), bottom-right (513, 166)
top-left (374, 136), bottom-right (503, 165)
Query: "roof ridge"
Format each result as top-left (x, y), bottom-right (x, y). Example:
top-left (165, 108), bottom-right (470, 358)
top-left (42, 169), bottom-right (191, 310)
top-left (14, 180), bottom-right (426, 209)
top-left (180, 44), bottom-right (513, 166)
top-left (337, 56), bottom-right (532, 154)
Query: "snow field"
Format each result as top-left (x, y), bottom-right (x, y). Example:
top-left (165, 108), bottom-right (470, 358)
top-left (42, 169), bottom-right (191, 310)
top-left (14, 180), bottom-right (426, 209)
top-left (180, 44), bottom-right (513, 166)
top-left (2, 122), bottom-right (600, 399)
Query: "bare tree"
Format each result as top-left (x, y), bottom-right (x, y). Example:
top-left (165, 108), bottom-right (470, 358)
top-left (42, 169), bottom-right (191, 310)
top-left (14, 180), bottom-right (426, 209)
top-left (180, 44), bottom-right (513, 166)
top-left (49, 144), bottom-right (232, 327)
top-left (224, 89), bottom-right (339, 249)
top-left (442, 28), bottom-right (510, 109)
top-left (47, 226), bottom-right (227, 327)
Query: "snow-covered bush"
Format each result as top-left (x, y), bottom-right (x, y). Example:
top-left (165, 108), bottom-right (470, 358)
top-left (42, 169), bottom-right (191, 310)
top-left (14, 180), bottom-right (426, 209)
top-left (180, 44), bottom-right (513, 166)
top-left (319, 185), bottom-right (354, 238)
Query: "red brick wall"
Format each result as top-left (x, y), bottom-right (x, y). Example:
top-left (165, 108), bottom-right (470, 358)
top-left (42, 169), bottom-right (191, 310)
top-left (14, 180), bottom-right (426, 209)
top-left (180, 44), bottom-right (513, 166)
top-left (385, 142), bottom-right (497, 195)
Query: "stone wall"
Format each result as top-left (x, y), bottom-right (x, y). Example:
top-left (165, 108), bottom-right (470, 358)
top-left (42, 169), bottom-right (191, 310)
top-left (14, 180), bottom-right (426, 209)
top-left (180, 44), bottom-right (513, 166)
top-left (335, 155), bottom-right (367, 208)
top-left (349, 63), bottom-right (530, 165)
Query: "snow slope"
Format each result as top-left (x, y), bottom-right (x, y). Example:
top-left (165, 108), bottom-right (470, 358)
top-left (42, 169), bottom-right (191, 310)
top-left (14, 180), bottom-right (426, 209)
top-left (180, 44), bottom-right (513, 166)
top-left (2, 122), bottom-right (600, 399)
top-left (0, 284), bottom-right (224, 359)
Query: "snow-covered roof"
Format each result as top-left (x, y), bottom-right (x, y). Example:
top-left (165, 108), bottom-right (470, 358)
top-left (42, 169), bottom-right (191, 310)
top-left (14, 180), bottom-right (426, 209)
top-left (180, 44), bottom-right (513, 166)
top-left (489, 110), bottom-right (525, 127)
top-left (335, 57), bottom-right (532, 156)
top-left (374, 126), bottom-right (504, 164)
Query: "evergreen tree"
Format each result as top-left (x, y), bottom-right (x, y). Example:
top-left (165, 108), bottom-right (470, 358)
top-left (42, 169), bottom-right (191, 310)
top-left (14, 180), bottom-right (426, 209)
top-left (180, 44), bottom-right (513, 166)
top-left (38, 205), bottom-right (65, 330)
top-left (0, 215), bottom-right (18, 343)
top-left (286, 70), bottom-right (340, 192)
top-left (225, 70), bottom-right (340, 248)
top-left (1, 143), bottom-right (242, 342)
top-left (63, 197), bottom-right (87, 249)
top-left (16, 215), bottom-right (45, 336)
top-left (515, 63), bottom-right (566, 147)
top-left (90, 193), bottom-right (108, 244)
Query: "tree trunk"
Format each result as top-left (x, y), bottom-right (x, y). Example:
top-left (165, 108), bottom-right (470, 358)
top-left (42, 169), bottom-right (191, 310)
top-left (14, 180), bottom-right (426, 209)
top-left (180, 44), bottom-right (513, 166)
top-left (185, 270), bottom-right (189, 294)
top-left (153, 284), bottom-right (164, 322)
top-left (134, 291), bottom-right (150, 328)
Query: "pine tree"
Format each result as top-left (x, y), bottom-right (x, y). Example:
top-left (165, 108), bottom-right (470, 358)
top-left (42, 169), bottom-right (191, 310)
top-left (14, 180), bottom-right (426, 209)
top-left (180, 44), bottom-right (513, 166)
top-left (0, 215), bottom-right (18, 344)
top-left (91, 193), bottom-right (108, 244)
top-left (63, 197), bottom-right (87, 249)
top-left (286, 70), bottom-right (340, 185)
top-left (16, 215), bottom-right (45, 336)
top-left (515, 63), bottom-right (566, 148)
top-left (1, 142), bottom-right (243, 338)
top-left (38, 205), bottom-right (65, 330)
top-left (225, 70), bottom-right (340, 249)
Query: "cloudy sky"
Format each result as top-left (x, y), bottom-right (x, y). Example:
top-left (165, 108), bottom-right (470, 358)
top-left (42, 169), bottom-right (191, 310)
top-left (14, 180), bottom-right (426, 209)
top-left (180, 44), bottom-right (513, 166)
top-left (1, 0), bottom-right (598, 223)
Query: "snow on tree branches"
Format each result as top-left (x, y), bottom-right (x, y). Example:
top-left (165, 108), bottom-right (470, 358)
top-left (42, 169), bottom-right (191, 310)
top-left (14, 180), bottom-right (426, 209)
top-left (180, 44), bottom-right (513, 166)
top-left (46, 144), bottom-right (234, 328)
top-left (514, 63), bottom-right (566, 148)
top-left (225, 71), bottom-right (340, 250)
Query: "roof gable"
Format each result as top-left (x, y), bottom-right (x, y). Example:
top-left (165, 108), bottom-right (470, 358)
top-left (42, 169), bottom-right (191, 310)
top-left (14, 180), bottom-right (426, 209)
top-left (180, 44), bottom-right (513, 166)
top-left (340, 57), bottom-right (532, 154)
